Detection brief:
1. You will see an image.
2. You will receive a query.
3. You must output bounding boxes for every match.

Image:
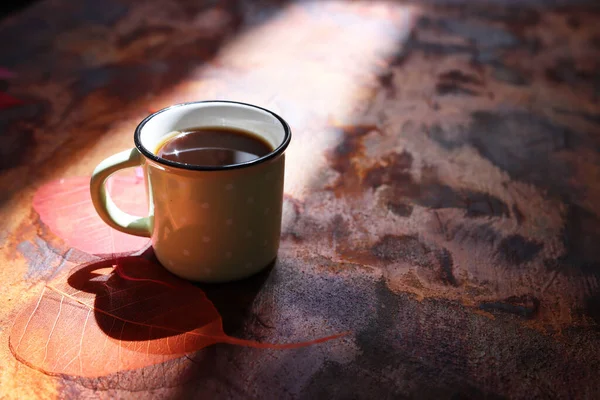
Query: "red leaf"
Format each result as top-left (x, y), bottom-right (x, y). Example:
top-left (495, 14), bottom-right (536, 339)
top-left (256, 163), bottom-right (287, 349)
top-left (9, 257), bottom-right (346, 378)
top-left (33, 172), bottom-right (150, 255)
top-left (0, 91), bottom-right (24, 109)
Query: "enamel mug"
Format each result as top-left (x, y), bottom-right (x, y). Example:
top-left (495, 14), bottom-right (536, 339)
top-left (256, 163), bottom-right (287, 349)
top-left (90, 101), bottom-right (291, 282)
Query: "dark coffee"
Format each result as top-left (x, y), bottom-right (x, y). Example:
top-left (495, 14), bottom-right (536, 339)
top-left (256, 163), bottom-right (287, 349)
top-left (156, 127), bottom-right (273, 167)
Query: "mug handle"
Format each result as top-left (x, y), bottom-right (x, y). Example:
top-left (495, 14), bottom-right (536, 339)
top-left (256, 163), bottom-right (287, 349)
top-left (90, 148), bottom-right (151, 237)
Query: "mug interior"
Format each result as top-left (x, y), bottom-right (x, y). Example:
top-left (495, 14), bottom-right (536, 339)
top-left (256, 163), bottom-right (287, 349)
top-left (135, 101), bottom-right (291, 170)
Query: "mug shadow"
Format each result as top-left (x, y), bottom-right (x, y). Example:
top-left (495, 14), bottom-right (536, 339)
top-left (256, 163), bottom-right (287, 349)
top-left (194, 261), bottom-right (275, 335)
top-left (66, 247), bottom-right (272, 343)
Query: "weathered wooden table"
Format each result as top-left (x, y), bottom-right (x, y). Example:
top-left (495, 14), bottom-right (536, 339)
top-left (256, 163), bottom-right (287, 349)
top-left (1, 0), bottom-right (599, 398)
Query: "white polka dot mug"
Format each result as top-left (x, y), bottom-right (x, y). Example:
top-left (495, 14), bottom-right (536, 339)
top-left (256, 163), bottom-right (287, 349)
top-left (90, 101), bottom-right (291, 282)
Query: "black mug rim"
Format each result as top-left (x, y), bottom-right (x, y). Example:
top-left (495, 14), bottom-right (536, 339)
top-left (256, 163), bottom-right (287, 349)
top-left (134, 100), bottom-right (292, 171)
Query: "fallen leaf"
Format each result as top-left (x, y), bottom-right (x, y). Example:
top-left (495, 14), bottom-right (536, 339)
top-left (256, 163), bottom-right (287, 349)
top-left (26, 171), bottom-right (346, 379)
top-left (10, 256), bottom-right (346, 378)
top-left (33, 172), bottom-right (150, 255)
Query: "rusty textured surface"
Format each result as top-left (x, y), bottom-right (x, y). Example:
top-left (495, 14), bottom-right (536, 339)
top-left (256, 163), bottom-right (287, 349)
top-left (1, 0), bottom-right (600, 398)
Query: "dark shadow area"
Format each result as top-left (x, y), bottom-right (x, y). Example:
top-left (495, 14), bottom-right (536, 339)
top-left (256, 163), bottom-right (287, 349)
top-left (66, 247), bottom-right (271, 344)
top-left (0, 0), bottom-right (38, 20)
top-left (67, 255), bottom-right (203, 342)
top-left (194, 261), bottom-right (275, 335)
